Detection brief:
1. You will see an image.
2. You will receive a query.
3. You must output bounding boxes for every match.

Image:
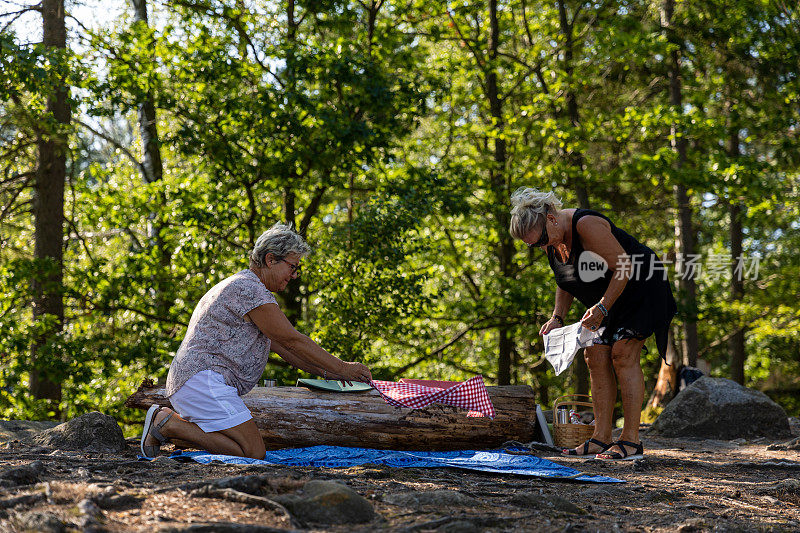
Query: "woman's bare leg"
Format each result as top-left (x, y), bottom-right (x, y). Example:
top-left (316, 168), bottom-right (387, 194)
top-left (563, 344), bottom-right (615, 455)
top-left (143, 408), bottom-right (253, 457)
top-left (219, 419), bottom-right (266, 459)
top-left (598, 337), bottom-right (646, 458)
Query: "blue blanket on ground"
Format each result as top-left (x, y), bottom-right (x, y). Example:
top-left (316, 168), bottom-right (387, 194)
top-left (168, 445), bottom-right (623, 483)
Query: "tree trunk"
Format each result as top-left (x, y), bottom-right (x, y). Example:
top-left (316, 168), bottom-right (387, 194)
top-left (663, 0), bottom-right (699, 367)
top-left (486, 0), bottom-right (514, 385)
top-left (556, 0), bottom-right (590, 396)
top-left (727, 123), bottom-right (745, 384)
top-left (126, 382), bottom-right (538, 450)
top-left (130, 0), bottom-right (171, 319)
top-left (31, 0), bottom-right (71, 404)
top-left (280, 0), bottom-right (303, 326)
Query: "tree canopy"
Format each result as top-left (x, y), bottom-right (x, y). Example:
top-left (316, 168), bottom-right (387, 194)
top-left (1, 0), bottom-right (798, 430)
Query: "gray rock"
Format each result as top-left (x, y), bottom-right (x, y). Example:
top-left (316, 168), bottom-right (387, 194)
top-left (0, 460), bottom-right (45, 487)
top-left (0, 420), bottom-right (60, 443)
top-left (753, 478), bottom-right (800, 495)
top-left (766, 436), bottom-right (800, 451)
top-left (273, 480), bottom-right (374, 524)
top-left (788, 416), bottom-right (800, 436)
top-left (78, 497), bottom-right (104, 520)
top-left (676, 517), bottom-right (708, 532)
top-left (32, 412), bottom-right (127, 453)
top-left (17, 511), bottom-right (66, 533)
top-left (509, 492), bottom-right (585, 514)
top-left (649, 377), bottom-right (790, 439)
top-left (384, 489), bottom-right (478, 508)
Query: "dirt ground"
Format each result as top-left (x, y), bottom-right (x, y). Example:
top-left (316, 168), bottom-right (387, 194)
top-left (1, 425), bottom-right (799, 532)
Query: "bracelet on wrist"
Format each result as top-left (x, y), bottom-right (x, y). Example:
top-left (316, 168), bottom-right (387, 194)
top-left (596, 302), bottom-right (609, 317)
top-left (323, 370), bottom-right (327, 380)
top-left (551, 314), bottom-right (564, 326)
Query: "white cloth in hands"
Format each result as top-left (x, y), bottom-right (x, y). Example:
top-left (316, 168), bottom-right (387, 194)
top-left (544, 322), bottom-right (605, 376)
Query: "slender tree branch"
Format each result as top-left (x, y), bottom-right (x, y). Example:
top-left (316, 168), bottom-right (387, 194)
top-left (500, 65), bottom-right (537, 103)
top-left (0, 174), bottom-right (33, 223)
top-left (96, 303), bottom-right (188, 327)
top-left (388, 317), bottom-right (487, 378)
top-left (168, 0), bottom-right (285, 88)
top-left (299, 186), bottom-right (327, 237)
top-left (0, 6), bottom-right (41, 34)
top-left (64, 215), bottom-right (96, 266)
top-left (76, 119), bottom-right (146, 175)
top-left (697, 308), bottom-right (781, 357)
top-left (435, 215), bottom-right (481, 301)
top-left (447, 10), bottom-right (486, 70)
top-left (520, 0), bottom-right (535, 47)
top-left (388, 317), bottom-right (523, 378)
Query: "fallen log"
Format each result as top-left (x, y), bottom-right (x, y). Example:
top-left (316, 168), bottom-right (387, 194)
top-left (125, 380), bottom-right (537, 450)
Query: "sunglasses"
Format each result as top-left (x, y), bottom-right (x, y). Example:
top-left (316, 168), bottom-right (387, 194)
top-left (529, 224), bottom-right (549, 248)
top-left (279, 259), bottom-right (301, 275)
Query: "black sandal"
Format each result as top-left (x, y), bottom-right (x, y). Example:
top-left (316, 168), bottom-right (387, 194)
top-left (562, 438), bottom-right (611, 456)
top-left (596, 440), bottom-right (643, 461)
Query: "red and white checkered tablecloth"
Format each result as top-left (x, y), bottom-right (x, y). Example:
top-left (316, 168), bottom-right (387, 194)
top-left (370, 376), bottom-right (495, 418)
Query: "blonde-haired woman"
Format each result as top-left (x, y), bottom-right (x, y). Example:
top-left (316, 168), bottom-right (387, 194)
top-left (510, 188), bottom-right (676, 460)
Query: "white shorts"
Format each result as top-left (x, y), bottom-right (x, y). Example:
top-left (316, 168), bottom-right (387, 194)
top-left (169, 370), bottom-right (253, 432)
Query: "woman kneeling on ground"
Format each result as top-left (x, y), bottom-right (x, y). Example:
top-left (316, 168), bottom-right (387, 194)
top-left (509, 188), bottom-right (677, 461)
top-left (140, 223), bottom-right (373, 459)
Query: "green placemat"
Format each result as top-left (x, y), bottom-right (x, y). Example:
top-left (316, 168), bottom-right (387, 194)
top-left (296, 378), bottom-right (373, 392)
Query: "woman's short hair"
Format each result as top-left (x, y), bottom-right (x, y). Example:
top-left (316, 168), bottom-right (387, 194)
top-left (249, 223), bottom-right (311, 267)
top-left (509, 187), bottom-right (563, 240)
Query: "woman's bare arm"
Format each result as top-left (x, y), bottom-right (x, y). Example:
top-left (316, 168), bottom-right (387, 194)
top-left (270, 339), bottom-right (354, 381)
top-left (575, 215), bottom-right (630, 309)
top-left (540, 287), bottom-right (575, 335)
top-left (248, 303), bottom-right (372, 382)
top-left (575, 215), bottom-right (630, 329)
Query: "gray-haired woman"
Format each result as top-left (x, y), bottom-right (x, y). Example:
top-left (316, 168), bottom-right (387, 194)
top-left (140, 223), bottom-right (372, 459)
top-left (509, 188), bottom-right (676, 461)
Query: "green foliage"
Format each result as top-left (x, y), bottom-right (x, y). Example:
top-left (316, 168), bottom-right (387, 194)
top-left (1, 0), bottom-right (799, 429)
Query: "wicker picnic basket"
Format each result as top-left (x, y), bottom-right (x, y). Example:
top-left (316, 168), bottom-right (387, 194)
top-left (552, 394), bottom-right (595, 448)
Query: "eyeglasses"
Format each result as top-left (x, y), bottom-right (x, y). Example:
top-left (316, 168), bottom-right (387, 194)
top-left (529, 224), bottom-right (549, 248)
top-left (279, 259), bottom-right (301, 276)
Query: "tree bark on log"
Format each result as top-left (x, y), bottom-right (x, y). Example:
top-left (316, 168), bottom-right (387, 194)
top-left (126, 381), bottom-right (538, 451)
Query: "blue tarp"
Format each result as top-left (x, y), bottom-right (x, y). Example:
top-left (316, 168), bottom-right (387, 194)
top-left (167, 445), bottom-right (623, 483)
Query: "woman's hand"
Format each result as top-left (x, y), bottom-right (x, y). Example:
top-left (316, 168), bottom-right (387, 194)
top-left (337, 361), bottom-right (373, 383)
top-left (580, 305), bottom-right (604, 332)
top-left (539, 317), bottom-right (563, 336)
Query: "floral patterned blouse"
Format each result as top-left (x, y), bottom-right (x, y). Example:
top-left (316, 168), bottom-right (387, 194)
top-left (165, 269), bottom-right (277, 397)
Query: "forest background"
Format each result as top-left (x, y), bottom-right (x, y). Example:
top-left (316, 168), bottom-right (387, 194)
top-left (1, 0), bottom-right (799, 435)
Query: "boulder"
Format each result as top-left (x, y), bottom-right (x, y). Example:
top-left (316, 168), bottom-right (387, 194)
top-left (650, 377), bottom-right (790, 439)
top-left (273, 480), bottom-right (375, 525)
top-left (32, 412), bottom-right (128, 453)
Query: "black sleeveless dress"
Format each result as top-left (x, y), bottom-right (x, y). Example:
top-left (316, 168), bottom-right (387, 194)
top-left (547, 209), bottom-right (677, 360)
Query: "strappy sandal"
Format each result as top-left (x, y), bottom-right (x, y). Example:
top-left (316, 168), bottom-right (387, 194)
top-left (562, 438), bottom-right (611, 456)
top-left (595, 440), bottom-right (643, 461)
top-left (140, 405), bottom-right (173, 458)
